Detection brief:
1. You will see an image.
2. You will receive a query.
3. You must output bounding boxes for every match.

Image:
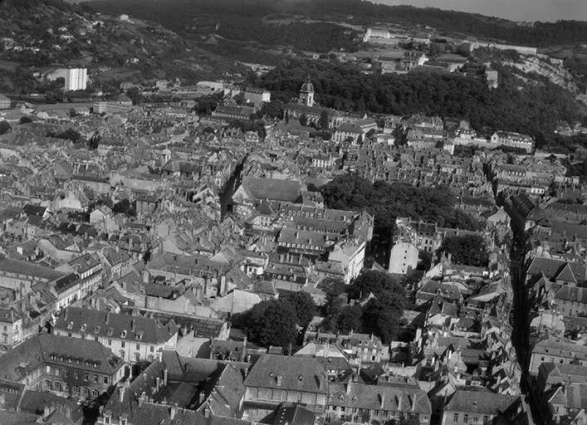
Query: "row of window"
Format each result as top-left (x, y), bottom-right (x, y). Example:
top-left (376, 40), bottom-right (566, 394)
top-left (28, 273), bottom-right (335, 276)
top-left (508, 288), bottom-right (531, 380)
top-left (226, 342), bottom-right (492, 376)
top-left (44, 380), bottom-right (101, 397)
top-left (46, 366), bottom-right (110, 384)
top-left (452, 413), bottom-right (490, 424)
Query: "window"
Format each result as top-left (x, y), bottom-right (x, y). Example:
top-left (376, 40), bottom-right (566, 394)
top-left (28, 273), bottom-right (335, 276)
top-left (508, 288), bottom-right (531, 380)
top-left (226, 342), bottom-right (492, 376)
top-left (136, 344), bottom-right (140, 350)
top-left (54, 382), bottom-right (62, 391)
top-left (73, 386), bottom-right (79, 394)
top-left (121, 341), bottom-right (125, 348)
top-left (92, 389), bottom-right (99, 397)
top-left (150, 346), bottom-right (154, 353)
top-left (74, 372), bottom-right (79, 379)
top-left (82, 387), bottom-right (89, 396)
top-left (108, 339), bottom-right (112, 346)
top-left (103, 376), bottom-right (109, 385)
top-left (454, 414), bottom-right (459, 422)
top-left (94, 375), bottom-right (98, 383)
top-left (84, 374), bottom-right (89, 381)
top-left (464, 414), bottom-right (469, 423)
top-left (120, 350), bottom-right (125, 359)
top-left (94, 336), bottom-right (98, 342)
top-left (64, 371), bottom-right (68, 378)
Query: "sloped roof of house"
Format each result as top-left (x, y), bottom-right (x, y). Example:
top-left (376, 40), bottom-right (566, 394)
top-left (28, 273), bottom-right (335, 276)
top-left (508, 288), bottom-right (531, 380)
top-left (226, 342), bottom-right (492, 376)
top-left (244, 354), bottom-right (328, 394)
top-left (242, 177), bottom-right (303, 203)
top-left (0, 334), bottom-right (124, 382)
top-left (444, 390), bottom-right (519, 415)
top-left (327, 382), bottom-right (431, 414)
top-left (54, 307), bottom-right (177, 345)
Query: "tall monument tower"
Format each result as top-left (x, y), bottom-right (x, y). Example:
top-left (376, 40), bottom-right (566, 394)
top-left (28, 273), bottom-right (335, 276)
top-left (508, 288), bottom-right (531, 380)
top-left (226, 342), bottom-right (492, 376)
top-left (298, 75), bottom-right (315, 107)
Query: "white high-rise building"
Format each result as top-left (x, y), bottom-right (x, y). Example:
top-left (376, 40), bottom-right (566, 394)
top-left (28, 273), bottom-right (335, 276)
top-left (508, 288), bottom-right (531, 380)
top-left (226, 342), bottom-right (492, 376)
top-left (65, 68), bottom-right (88, 91)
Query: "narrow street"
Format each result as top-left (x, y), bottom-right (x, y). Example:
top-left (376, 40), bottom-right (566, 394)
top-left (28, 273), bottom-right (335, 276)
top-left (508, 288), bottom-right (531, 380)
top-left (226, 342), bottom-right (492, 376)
top-left (508, 222), bottom-right (547, 425)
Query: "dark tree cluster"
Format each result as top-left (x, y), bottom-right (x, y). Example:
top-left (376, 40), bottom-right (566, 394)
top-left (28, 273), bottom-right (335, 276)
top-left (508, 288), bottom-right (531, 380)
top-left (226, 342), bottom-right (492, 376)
top-left (320, 271), bottom-right (407, 343)
top-left (231, 292), bottom-right (316, 348)
top-left (112, 199), bottom-right (137, 217)
top-left (47, 128), bottom-right (82, 144)
top-left (320, 174), bottom-right (483, 241)
top-left (438, 234), bottom-right (489, 267)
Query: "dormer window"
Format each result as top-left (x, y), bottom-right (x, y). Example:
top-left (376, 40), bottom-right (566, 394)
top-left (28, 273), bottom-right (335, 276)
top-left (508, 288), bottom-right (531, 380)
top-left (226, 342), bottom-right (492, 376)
top-left (80, 324), bottom-right (87, 332)
top-left (93, 326), bottom-right (100, 334)
top-left (137, 331), bottom-right (144, 340)
top-left (121, 330), bottom-right (127, 338)
top-left (66, 322), bottom-right (74, 330)
top-left (107, 328), bottom-right (114, 336)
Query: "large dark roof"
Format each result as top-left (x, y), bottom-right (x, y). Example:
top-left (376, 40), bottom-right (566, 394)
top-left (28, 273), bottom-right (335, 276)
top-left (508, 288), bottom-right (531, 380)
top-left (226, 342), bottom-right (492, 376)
top-left (242, 177), bottom-right (303, 203)
top-left (244, 354), bottom-right (328, 394)
top-left (54, 307), bottom-right (177, 345)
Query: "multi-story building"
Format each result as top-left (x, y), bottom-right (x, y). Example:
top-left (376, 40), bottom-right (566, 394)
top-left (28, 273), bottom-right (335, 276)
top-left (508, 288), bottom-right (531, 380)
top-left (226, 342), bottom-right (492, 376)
top-left (53, 307), bottom-right (178, 365)
top-left (0, 333), bottom-right (125, 400)
top-left (65, 68), bottom-right (88, 91)
top-left (53, 253), bottom-right (103, 310)
top-left (0, 307), bottom-right (23, 351)
top-left (327, 381), bottom-right (431, 425)
top-left (243, 354), bottom-right (329, 421)
top-left (441, 390), bottom-right (521, 425)
top-left (530, 338), bottom-right (587, 376)
top-left (388, 241), bottom-right (419, 275)
top-left (0, 93), bottom-right (10, 109)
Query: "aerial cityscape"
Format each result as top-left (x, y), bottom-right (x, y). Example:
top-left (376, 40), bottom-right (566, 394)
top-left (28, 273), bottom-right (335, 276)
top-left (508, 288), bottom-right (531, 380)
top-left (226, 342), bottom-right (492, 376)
top-left (1, 0), bottom-right (587, 424)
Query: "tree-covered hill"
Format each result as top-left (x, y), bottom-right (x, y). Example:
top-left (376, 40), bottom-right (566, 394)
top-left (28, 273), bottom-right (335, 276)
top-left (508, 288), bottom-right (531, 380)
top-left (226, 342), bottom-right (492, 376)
top-left (87, 0), bottom-right (587, 48)
top-left (259, 59), bottom-right (585, 147)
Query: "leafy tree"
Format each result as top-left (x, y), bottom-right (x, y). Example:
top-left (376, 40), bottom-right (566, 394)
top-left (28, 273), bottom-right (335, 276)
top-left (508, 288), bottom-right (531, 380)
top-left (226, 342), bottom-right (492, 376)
top-left (319, 110), bottom-right (329, 130)
top-left (0, 121), bottom-right (11, 135)
top-left (126, 87), bottom-right (143, 105)
top-left (232, 299), bottom-right (298, 348)
top-left (285, 291), bottom-right (316, 328)
top-left (438, 234), bottom-right (489, 267)
top-left (336, 305), bottom-right (362, 333)
top-left (19, 116), bottom-right (33, 124)
top-left (260, 101), bottom-right (284, 119)
top-left (299, 113), bottom-right (308, 126)
top-left (112, 199), bottom-right (136, 217)
top-left (348, 270), bottom-right (405, 301)
top-left (88, 133), bottom-right (100, 150)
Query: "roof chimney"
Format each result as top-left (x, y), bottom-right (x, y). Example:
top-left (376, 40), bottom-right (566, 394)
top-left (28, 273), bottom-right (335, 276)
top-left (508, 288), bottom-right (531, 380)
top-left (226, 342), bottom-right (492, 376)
top-left (379, 393), bottom-right (385, 408)
top-left (276, 375), bottom-right (283, 386)
top-left (118, 387), bottom-right (125, 403)
top-left (138, 392), bottom-right (146, 407)
top-left (163, 368), bottom-right (168, 386)
top-left (170, 405), bottom-right (177, 420)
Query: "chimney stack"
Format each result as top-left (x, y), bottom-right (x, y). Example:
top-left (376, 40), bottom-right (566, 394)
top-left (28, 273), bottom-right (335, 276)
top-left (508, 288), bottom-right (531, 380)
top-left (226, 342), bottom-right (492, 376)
top-left (118, 387), bottom-right (125, 403)
top-left (170, 405), bottom-right (177, 420)
top-left (138, 392), bottom-right (146, 407)
top-left (163, 368), bottom-right (168, 386)
top-left (379, 393), bottom-right (385, 408)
